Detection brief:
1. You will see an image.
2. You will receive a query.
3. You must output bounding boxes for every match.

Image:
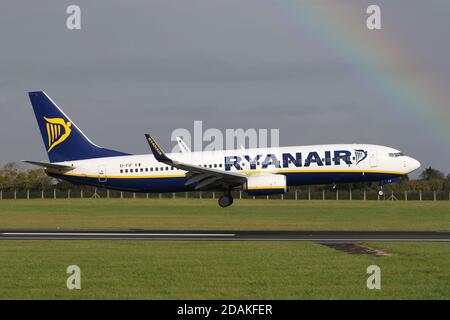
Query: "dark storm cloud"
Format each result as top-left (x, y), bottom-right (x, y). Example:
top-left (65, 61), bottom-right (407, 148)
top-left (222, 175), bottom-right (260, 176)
top-left (1, 55), bottom-right (356, 84)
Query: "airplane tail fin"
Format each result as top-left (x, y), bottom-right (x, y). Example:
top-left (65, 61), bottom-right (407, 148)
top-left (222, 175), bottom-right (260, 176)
top-left (28, 91), bottom-right (129, 163)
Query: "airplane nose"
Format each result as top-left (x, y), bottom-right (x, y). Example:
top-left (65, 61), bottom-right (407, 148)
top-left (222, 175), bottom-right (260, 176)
top-left (408, 157), bottom-right (421, 172)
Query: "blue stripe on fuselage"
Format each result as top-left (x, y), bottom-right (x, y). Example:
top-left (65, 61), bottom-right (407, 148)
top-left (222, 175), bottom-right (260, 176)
top-left (284, 171), bottom-right (401, 185)
top-left (48, 171), bottom-right (402, 193)
top-left (47, 172), bottom-right (194, 192)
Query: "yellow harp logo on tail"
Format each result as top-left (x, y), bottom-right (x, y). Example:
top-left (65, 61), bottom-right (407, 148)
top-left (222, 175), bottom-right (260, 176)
top-left (44, 117), bottom-right (72, 152)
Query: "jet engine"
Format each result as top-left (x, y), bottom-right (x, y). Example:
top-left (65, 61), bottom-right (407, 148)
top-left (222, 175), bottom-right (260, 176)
top-left (244, 174), bottom-right (287, 196)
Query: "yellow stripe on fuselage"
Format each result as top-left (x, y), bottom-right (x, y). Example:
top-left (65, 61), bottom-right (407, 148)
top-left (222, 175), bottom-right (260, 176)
top-left (241, 168), bottom-right (405, 175)
top-left (46, 170), bottom-right (187, 179)
top-left (247, 186), bottom-right (285, 190)
top-left (46, 168), bottom-right (405, 180)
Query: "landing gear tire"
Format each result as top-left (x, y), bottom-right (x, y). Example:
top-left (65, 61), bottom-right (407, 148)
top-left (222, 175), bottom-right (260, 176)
top-left (218, 195), bottom-right (234, 208)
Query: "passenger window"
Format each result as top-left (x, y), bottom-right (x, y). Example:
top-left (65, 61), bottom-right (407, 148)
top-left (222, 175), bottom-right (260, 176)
top-left (120, 169), bottom-right (123, 173)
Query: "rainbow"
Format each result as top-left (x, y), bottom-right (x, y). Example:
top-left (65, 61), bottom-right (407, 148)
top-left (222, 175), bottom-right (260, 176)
top-left (273, 1), bottom-right (450, 153)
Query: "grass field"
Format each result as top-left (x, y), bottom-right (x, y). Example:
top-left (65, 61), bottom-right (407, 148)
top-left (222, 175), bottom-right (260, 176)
top-left (0, 199), bottom-right (449, 231)
top-left (0, 199), bottom-right (449, 299)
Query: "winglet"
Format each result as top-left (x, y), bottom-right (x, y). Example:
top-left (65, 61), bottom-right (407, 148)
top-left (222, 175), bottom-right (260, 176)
top-left (145, 134), bottom-right (171, 162)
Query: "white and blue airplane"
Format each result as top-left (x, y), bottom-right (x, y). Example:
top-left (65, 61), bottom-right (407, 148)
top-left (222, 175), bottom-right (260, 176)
top-left (24, 91), bottom-right (421, 207)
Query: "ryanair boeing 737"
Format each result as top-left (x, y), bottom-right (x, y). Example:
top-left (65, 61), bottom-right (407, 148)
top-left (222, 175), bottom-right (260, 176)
top-left (24, 91), bottom-right (421, 207)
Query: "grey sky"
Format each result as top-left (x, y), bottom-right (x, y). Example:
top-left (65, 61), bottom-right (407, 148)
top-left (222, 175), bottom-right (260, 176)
top-left (1, 0), bottom-right (450, 177)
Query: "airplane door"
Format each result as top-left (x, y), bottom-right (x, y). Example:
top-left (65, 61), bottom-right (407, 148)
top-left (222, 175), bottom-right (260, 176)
top-left (98, 165), bottom-right (107, 183)
top-left (369, 150), bottom-right (377, 167)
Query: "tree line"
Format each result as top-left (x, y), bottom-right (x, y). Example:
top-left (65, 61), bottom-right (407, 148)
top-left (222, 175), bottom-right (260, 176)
top-left (1, 162), bottom-right (450, 192)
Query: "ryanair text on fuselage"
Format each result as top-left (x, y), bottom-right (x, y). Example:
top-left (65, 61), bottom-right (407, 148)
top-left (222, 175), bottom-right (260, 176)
top-left (224, 150), bottom-right (364, 171)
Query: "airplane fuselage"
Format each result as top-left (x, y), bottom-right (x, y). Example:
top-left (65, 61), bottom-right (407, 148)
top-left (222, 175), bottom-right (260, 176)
top-left (46, 144), bottom-right (420, 193)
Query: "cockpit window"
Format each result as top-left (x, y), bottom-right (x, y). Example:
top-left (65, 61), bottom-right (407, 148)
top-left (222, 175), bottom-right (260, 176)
top-left (389, 152), bottom-right (404, 157)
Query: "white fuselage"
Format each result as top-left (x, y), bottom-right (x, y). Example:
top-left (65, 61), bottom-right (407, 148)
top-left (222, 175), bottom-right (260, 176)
top-left (47, 144), bottom-right (420, 193)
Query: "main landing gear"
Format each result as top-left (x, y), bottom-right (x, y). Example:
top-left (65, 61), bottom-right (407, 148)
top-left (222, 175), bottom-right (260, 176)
top-left (218, 192), bottom-right (234, 208)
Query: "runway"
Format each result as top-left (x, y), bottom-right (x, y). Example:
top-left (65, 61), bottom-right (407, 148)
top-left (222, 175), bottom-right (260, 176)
top-left (1, 230), bottom-right (450, 242)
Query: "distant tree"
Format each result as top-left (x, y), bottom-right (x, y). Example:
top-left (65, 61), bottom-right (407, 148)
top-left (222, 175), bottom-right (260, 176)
top-left (419, 167), bottom-right (445, 181)
top-left (0, 163), bottom-right (55, 191)
top-left (13, 171), bottom-right (27, 190)
top-left (0, 162), bottom-right (21, 190)
top-left (444, 178), bottom-right (450, 191)
top-left (25, 169), bottom-right (53, 190)
top-left (447, 173), bottom-right (450, 181)
top-left (54, 179), bottom-right (75, 191)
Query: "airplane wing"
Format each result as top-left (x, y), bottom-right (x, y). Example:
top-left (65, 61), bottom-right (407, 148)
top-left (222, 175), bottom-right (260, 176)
top-left (22, 160), bottom-right (75, 171)
top-left (145, 134), bottom-right (247, 190)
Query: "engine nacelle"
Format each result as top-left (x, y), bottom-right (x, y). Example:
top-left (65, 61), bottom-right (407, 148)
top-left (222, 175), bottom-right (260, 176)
top-left (244, 174), bottom-right (287, 196)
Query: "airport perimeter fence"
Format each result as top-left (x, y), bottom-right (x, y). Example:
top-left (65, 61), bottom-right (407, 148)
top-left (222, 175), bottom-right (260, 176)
top-left (1, 188), bottom-right (450, 201)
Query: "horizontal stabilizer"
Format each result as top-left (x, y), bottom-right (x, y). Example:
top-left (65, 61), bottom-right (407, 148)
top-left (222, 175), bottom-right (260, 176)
top-left (22, 160), bottom-right (75, 171)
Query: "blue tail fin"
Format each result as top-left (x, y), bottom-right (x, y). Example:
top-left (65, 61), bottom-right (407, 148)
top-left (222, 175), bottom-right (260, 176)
top-left (28, 91), bottom-right (129, 163)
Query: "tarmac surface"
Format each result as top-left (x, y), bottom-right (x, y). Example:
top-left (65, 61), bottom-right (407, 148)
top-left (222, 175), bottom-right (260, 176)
top-left (1, 230), bottom-right (450, 242)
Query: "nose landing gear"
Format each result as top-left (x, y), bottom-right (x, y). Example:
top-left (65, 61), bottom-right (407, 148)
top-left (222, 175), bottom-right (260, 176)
top-left (378, 185), bottom-right (384, 197)
top-left (218, 192), bottom-right (234, 208)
